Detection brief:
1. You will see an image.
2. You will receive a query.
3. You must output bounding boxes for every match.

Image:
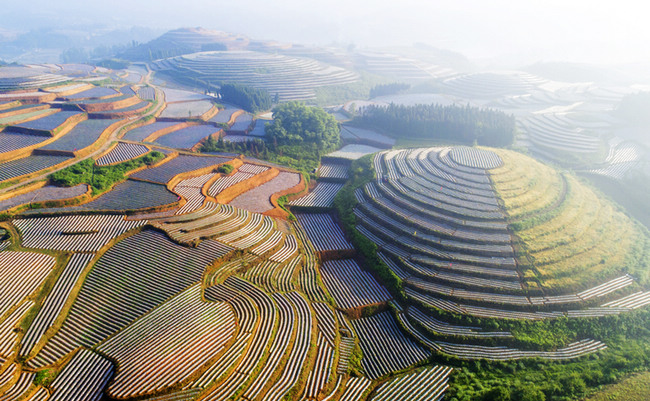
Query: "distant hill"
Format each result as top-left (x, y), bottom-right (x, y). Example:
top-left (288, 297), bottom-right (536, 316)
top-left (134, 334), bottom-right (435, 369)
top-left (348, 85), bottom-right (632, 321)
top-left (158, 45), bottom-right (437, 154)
top-left (522, 61), bottom-right (632, 84)
top-left (119, 27), bottom-right (251, 61)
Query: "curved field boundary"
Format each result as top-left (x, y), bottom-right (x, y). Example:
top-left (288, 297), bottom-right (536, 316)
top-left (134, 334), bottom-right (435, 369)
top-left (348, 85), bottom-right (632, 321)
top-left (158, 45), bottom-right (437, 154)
top-left (0, 369), bottom-right (35, 399)
top-left (95, 142), bottom-right (150, 166)
top-left (19, 253), bottom-right (94, 358)
top-left (320, 259), bottom-right (391, 310)
top-left (98, 284), bottom-right (237, 398)
top-left (14, 214), bottom-right (146, 252)
top-left (48, 349), bottom-right (113, 401)
top-left (371, 365), bottom-right (452, 401)
top-left (0, 181), bottom-right (91, 211)
top-left (0, 301), bottom-right (33, 358)
top-left (0, 251), bottom-right (56, 318)
top-left (212, 166), bottom-right (277, 204)
top-left (229, 171), bottom-right (302, 215)
top-left (30, 230), bottom-right (232, 368)
top-left (350, 311), bottom-right (430, 379)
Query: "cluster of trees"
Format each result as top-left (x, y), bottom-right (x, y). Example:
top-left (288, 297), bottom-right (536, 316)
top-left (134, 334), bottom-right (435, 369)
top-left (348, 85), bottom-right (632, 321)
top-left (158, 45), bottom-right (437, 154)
top-left (202, 102), bottom-right (341, 174)
top-left (49, 152), bottom-right (163, 195)
top-left (218, 83), bottom-right (272, 113)
top-left (369, 82), bottom-right (410, 98)
top-left (201, 135), bottom-right (321, 174)
top-left (266, 101), bottom-right (341, 152)
top-left (356, 103), bottom-right (515, 147)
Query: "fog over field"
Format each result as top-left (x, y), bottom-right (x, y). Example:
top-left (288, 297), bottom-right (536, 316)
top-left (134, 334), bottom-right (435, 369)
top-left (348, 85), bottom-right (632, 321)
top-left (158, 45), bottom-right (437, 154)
top-left (2, 0), bottom-right (649, 65)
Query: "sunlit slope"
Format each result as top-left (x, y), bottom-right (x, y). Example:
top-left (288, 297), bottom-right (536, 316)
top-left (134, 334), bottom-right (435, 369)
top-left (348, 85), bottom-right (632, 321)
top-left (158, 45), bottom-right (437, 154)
top-left (490, 149), bottom-right (650, 291)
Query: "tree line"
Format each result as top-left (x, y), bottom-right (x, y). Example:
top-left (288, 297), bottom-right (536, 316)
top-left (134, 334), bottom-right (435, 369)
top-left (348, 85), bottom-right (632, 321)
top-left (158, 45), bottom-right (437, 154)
top-left (218, 83), bottom-right (272, 113)
top-left (356, 103), bottom-right (516, 147)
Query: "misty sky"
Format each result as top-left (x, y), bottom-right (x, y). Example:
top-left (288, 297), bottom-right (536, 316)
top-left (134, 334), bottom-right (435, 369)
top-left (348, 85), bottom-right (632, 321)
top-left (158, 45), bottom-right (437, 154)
top-left (2, 0), bottom-right (649, 65)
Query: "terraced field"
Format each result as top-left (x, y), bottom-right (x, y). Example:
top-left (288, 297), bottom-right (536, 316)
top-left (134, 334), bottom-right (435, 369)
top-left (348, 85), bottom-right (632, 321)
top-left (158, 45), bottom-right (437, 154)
top-left (155, 50), bottom-right (359, 101)
top-left (0, 154), bottom-right (73, 182)
top-left (155, 124), bottom-right (219, 149)
top-left (0, 61), bottom-right (648, 401)
top-left (229, 171), bottom-right (301, 213)
top-left (131, 154), bottom-right (231, 184)
top-left (490, 148), bottom-right (648, 290)
top-left (37, 118), bottom-right (116, 154)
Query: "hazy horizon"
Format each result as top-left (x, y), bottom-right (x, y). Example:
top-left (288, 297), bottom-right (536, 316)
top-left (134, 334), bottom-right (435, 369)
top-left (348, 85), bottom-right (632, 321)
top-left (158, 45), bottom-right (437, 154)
top-left (2, 0), bottom-right (649, 67)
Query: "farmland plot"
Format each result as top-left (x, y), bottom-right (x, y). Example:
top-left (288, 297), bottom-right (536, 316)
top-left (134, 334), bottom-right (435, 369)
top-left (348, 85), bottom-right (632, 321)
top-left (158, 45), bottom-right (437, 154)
top-left (31, 230), bottom-right (232, 367)
top-left (160, 100), bottom-right (214, 119)
top-left (121, 121), bottom-right (184, 142)
top-left (229, 171), bottom-right (300, 213)
top-left (96, 142), bottom-right (149, 165)
top-left (0, 154), bottom-right (72, 182)
top-left (0, 184), bottom-right (87, 212)
top-left (98, 284), bottom-right (236, 398)
top-left (350, 312), bottom-right (430, 379)
top-left (49, 349), bottom-right (114, 401)
top-left (131, 154), bottom-right (231, 184)
top-left (14, 214), bottom-right (145, 252)
top-left (38, 118), bottom-right (116, 153)
top-left (289, 182), bottom-right (343, 208)
top-left (320, 259), bottom-right (391, 309)
top-left (295, 213), bottom-right (353, 252)
top-left (155, 124), bottom-right (219, 149)
top-left (0, 129), bottom-right (49, 154)
top-left (0, 251), bottom-right (55, 318)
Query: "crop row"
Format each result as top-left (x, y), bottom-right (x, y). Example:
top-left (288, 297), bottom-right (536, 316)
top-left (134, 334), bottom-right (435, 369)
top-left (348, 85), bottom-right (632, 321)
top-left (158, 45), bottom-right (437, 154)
top-left (13, 110), bottom-right (82, 134)
top-left (96, 142), bottom-right (149, 166)
top-left (267, 233), bottom-right (298, 262)
top-left (208, 165), bottom-right (269, 197)
top-left (371, 365), bottom-right (452, 401)
top-left (0, 251), bottom-right (55, 318)
top-left (200, 277), bottom-right (277, 400)
top-left (448, 146), bottom-right (503, 169)
top-left (303, 335), bottom-right (334, 399)
top-left (156, 124), bottom-right (219, 150)
top-left (20, 253), bottom-right (94, 358)
top-left (360, 217), bottom-right (516, 270)
top-left (241, 291), bottom-right (306, 400)
top-left (295, 213), bottom-right (353, 252)
top-left (356, 202), bottom-right (513, 255)
top-left (0, 184), bottom-right (87, 212)
top-left (288, 182), bottom-right (344, 208)
top-left (435, 339), bottom-right (607, 361)
top-left (0, 369), bottom-right (34, 400)
top-left (173, 173), bottom-right (217, 215)
top-left (264, 291), bottom-right (313, 401)
top-left (0, 301), bottom-right (33, 358)
top-left (312, 302), bottom-right (336, 347)
top-left (38, 118), bottom-right (115, 153)
top-left (75, 179), bottom-right (178, 211)
top-left (0, 129), bottom-right (48, 154)
top-left (230, 171), bottom-right (301, 213)
top-left (49, 349), bottom-right (114, 401)
top-left (370, 181), bottom-right (508, 232)
top-left (317, 162), bottom-right (349, 180)
top-left (97, 284), bottom-right (236, 398)
top-left (31, 230), bottom-right (231, 367)
top-left (320, 259), bottom-right (391, 309)
top-left (0, 154), bottom-right (72, 182)
top-left (338, 377), bottom-right (372, 401)
top-left (14, 214), bottom-right (146, 252)
top-left (350, 311), bottom-right (430, 379)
